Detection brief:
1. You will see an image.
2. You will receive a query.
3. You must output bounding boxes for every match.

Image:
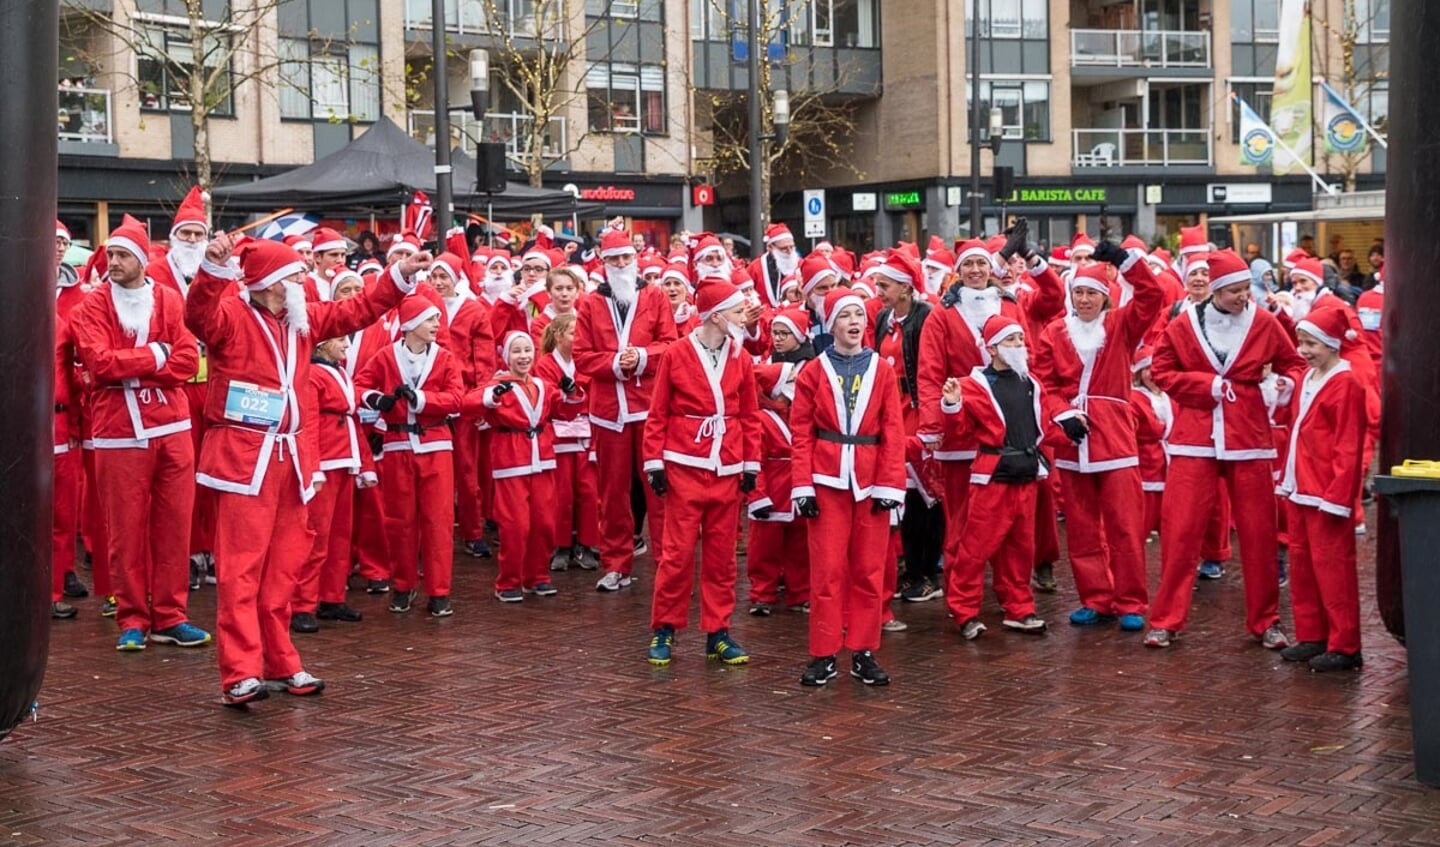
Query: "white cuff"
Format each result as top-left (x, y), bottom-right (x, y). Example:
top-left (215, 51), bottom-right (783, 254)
top-left (745, 323), bottom-right (763, 341)
top-left (642, 459), bottom-right (663, 472)
top-left (919, 431), bottom-right (942, 444)
top-left (390, 263), bottom-right (417, 295)
top-left (742, 461), bottom-right (761, 474)
top-left (1210, 376), bottom-right (1225, 401)
top-left (499, 289), bottom-right (519, 305)
top-left (1053, 409), bottom-right (1083, 423)
top-left (359, 471), bottom-right (378, 487)
top-left (748, 497), bottom-right (775, 517)
top-left (149, 342), bottom-right (169, 370)
top-left (483, 386), bottom-right (501, 409)
top-left (635, 347), bottom-right (650, 376)
top-left (412, 389), bottom-right (426, 414)
top-left (1119, 249), bottom-right (1145, 274)
top-left (611, 351), bottom-right (626, 380)
top-left (200, 258), bottom-right (241, 280)
top-left (940, 399), bottom-right (961, 415)
top-left (871, 485), bottom-right (906, 503)
top-left (312, 471), bottom-right (325, 484)
top-left (791, 485), bottom-right (816, 501)
top-left (1318, 501), bottom-right (1352, 518)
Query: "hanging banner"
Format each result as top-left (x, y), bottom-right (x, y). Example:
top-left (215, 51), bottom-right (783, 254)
top-left (1270, 0), bottom-right (1313, 175)
top-left (1238, 97), bottom-right (1275, 167)
top-left (1319, 80), bottom-right (1370, 156)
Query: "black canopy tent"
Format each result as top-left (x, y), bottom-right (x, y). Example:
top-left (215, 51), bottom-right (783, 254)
top-left (212, 116), bottom-right (604, 220)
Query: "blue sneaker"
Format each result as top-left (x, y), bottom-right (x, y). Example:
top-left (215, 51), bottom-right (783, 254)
top-left (1198, 560), bottom-right (1225, 580)
top-left (116, 628), bottom-right (146, 651)
top-left (1118, 613), bottom-right (1145, 632)
top-left (149, 622), bottom-right (212, 647)
top-left (648, 626), bottom-right (675, 665)
top-left (1068, 607), bottom-right (1116, 626)
top-left (705, 630), bottom-right (750, 664)
top-left (465, 538), bottom-right (493, 559)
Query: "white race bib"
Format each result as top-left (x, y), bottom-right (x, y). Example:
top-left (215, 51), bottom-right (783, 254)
top-left (224, 381), bottom-right (285, 427)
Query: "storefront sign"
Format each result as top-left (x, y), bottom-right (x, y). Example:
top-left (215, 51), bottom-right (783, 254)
top-left (692, 184), bottom-right (716, 206)
top-left (1005, 187), bottom-right (1108, 204)
top-left (580, 186), bottom-right (637, 202)
top-left (884, 190), bottom-right (923, 210)
top-left (1207, 183), bottom-right (1273, 204)
top-left (852, 192), bottom-right (877, 212)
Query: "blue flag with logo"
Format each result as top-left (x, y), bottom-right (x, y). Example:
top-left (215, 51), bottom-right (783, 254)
top-left (1238, 97), bottom-right (1275, 167)
top-left (1320, 80), bottom-right (1369, 155)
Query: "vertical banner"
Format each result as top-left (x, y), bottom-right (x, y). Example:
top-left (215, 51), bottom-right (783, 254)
top-left (1238, 97), bottom-right (1276, 166)
top-left (1320, 80), bottom-right (1370, 155)
top-left (1271, 0), bottom-right (1313, 174)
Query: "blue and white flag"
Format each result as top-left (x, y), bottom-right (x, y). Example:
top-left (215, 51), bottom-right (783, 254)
top-left (1319, 80), bottom-right (1369, 155)
top-left (1237, 97), bottom-right (1275, 167)
top-left (255, 212), bottom-right (321, 242)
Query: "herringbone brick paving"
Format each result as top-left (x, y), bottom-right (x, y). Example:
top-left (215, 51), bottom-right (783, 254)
top-left (3, 508), bottom-right (1439, 846)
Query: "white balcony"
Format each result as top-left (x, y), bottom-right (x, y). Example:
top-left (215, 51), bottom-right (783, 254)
top-left (1073, 128), bottom-right (1212, 168)
top-left (409, 109), bottom-right (568, 164)
top-left (1070, 29), bottom-right (1211, 69)
top-left (57, 84), bottom-right (112, 145)
top-left (403, 0), bottom-right (562, 39)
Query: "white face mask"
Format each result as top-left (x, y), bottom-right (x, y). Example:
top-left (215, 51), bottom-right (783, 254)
top-left (996, 343), bottom-right (1029, 378)
top-left (773, 249), bottom-right (799, 276)
top-left (169, 239), bottom-right (205, 279)
top-left (608, 263), bottom-right (639, 306)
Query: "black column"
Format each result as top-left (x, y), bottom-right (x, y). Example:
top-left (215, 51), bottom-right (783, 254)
top-left (0, 1), bottom-right (57, 740)
top-left (1376, 2), bottom-right (1440, 641)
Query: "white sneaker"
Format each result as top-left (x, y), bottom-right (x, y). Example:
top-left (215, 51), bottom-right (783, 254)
top-left (1002, 614), bottom-right (1048, 633)
top-left (881, 618), bottom-right (909, 632)
top-left (222, 677), bottom-right (267, 705)
top-left (1355, 523), bottom-right (1368, 536)
top-left (596, 571), bottom-right (624, 592)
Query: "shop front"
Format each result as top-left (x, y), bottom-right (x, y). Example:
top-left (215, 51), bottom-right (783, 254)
top-left (542, 175), bottom-right (685, 252)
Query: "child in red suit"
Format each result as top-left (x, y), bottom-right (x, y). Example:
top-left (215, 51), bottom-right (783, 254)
top-left (532, 313), bottom-right (601, 571)
top-left (1275, 308), bottom-right (1368, 672)
top-left (746, 362), bottom-right (811, 616)
top-left (1129, 347), bottom-right (1171, 538)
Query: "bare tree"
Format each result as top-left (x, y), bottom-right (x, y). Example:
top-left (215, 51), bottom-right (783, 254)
top-left (1313, 0), bottom-right (1389, 191)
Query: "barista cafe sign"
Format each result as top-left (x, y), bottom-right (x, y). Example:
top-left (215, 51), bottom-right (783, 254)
top-left (1004, 186), bottom-right (1109, 204)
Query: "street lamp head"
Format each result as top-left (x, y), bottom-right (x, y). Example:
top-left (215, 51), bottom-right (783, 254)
top-left (469, 50), bottom-right (490, 118)
top-left (987, 105), bottom-right (1004, 154)
top-left (773, 88), bottom-right (790, 147)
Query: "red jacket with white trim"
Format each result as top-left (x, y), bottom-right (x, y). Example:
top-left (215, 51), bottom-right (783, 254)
top-left (533, 351), bottom-right (591, 455)
top-left (1130, 386), bottom-right (1170, 491)
top-left (941, 366), bottom-right (1064, 485)
top-left (573, 284), bottom-right (678, 430)
top-left (468, 375), bottom-right (576, 478)
top-left (444, 296), bottom-right (497, 389)
top-left (308, 358), bottom-right (376, 483)
top-left (1276, 361), bottom-right (1366, 518)
top-left (642, 334), bottom-right (762, 478)
top-left (356, 341), bottom-right (465, 455)
top-left (789, 349), bottom-right (906, 503)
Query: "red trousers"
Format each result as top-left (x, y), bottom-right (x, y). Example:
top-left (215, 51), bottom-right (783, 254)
top-left (1034, 473), bottom-right (1061, 564)
top-left (213, 455), bottom-right (308, 687)
top-left (493, 472), bottom-right (557, 592)
top-left (476, 428), bottom-right (495, 523)
top-left (52, 450), bottom-right (80, 602)
top-left (95, 434), bottom-right (195, 633)
top-left (939, 460), bottom-right (975, 570)
top-left (1203, 483), bottom-right (1233, 561)
top-left (807, 487), bottom-right (888, 656)
top-left (381, 449), bottom-right (454, 597)
top-left (1286, 502), bottom-right (1361, 654)
top-left (295, 469), bottom-right (356, 612)
top-left (1143, 490), bottom-right (1163, 536)
top-left (945, 481), bottom-right (1038, 622)
top-left (593, 424), bottom-right (665, 576)
top-left (453, 423), bottom-right (486, 543)
top-left (1151, 457), bottom-right (1280, 636)
top-left (1060, 467), bottom-right (1148, 616)
top-left (352, 468), bottom-right (389, 581)
top-left (185, 381), bottom-right (215, 554)
top-left (553, 451), bottom-right (601, 549)
top-left (80, 447), bottom-right (113, 598)
top-left (650, 465), bottom-right (740, 632)
top-left (747, 519), bottom-right (809, 606)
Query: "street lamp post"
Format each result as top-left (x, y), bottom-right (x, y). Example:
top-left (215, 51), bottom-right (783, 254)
top-left (432, 0), bottom-right (453, 240)
top-left (747, 0), bottom-right (763, 255)
top-left (968, 0), bottom-right (983, 238)
top-left (470, 49), bottom-right (491, 244)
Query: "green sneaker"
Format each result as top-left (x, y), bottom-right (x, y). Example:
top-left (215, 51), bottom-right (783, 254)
top-left (705, 630), bottom-right (749, 665)
top-left (648, 627), bottom-right (675, 666)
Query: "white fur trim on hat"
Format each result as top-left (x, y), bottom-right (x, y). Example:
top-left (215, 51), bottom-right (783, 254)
top-left (1068, 275), bottom-right (1110, 297)
top-left (985, 320), bottom-right (1023, 347)
top-left (955, 245), bottom-right (990, 268)
top-left (802, 265), bottom-right (838, 295)
top-left (772, 313), bottom-right (803, 338)
top-left (313, 236), bottom-right (346, 253)
top-left (400, 303), bottom-right (441, 332)
top-left (699, 290), bottom-right (745, 322)
top-left (1296, 319), bottom-right (1345, 350)
top-left (107, 236), bottom-right (149, 269)
top-left (501, 330), bottom-right (533, 366)
top-left (248, 260), bottom-right (308, 292)
top-left (1131, 356), bottom-right (1153, 373)
top-left (824, 293), bottom-right (865, 333)
top-left (1290, 267), bottom-right (1324, 287)
top-left (872, 264), bottom-right (914, 286)
top-left (1209, 268), bottom-right (1251, 292)
top-left (600, 242), bottom-right (636, 259)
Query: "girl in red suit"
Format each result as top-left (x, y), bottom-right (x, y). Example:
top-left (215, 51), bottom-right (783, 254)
top-left (533, 314), bottom-right (602, 571)
top-left (1129, 347), bottom-right (1172, 538)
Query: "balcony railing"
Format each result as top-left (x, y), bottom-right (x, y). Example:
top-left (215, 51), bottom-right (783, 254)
top-left (403, 0), bottom-right (562, 39)
top-left (1073, 128), bottom-right (1212, 168)
top-left (1070, 29), bottom-right (1211, 69)
top-left (410, 109), bottom-right (568, 164)
top-left (58, 84), bottom-right (112, 145)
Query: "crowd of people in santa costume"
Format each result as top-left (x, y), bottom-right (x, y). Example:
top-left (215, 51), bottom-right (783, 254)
top-left (51, 186), bottom-right (1381, 704)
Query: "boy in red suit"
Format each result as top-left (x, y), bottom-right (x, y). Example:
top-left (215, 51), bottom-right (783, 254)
top-left (790, 288), bottom-right (906, 687)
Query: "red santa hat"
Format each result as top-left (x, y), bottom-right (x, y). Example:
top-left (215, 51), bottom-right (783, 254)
top-left (1070, 232), bottom-right (1097, 259)
top-left (661, 261), bottom-right (692, 292)
top-left (821, 287), bottom-right (865, 333)
top-left (1121, 234), bottom-right (1148, 253)
top-left (234, 238), bottom-right (306, 291)
top-left (638, 253), bottom-right (667, 278)
top-left (667, 246), bottom-right (690, 265)
top-left (813, 240), bottom-right (834, 253)
top-left (485, 249), bottom-right (514, 272)
top-left (691, 233), bottom-right (725, 264)
top-left (696, 280), bottom-right (745, 322)
top-left (56, 220), bottom-right (71, 243)
top-left (398, 294), bottom-right (441, 333)
top-left (1184, 251), bottom-right (1210, 277)
top-left (730, 265), bottom-right (755, 291)
top-left (772, 306), bottom-right (811, 340)
top-left (850, 277), bottom-right (877, 299)
top-left (599, 229), bottom-right (635, 259)
top-left (1206, 249), bottom-right (1251, 293)
top-left (532, 224), bottom-right (555, 251)
top-left (1151, 247), bottom-right (1173, 266)
top-left (284, 233), bottom-right (313, 252)
top-left (170, 186), bottom-right (209, 239)
top-left (1048, 244), bottom-right (1071, 267)
top-left (1283, 248), bottom-right (1310, 270)
top-left (387, 231), bottom-right (422, 259)
top-left (831, 248), bottom-right (857, 280)
top-left (753, 363), bottom-right (786, 400)
top-left (982, 313), bottom-right (1023, 347)
top-left (874, 248), bottom-right (924, 289)
top-left (106, 220), bottom-right (152, 269)
top-left (310, 227), bottom-right (347, 254)
top-left (1296, 306), bottom-right (1355, 351)
top-left (800, 253), bottom-right (839, 296)
top-left (954, 238), bottom-right (990, 269)
top-left (522, 244), bottom-right (555, 269)
top-left (1132, 344), bottom-right (1154, 373)
top-left (357, 258), bottom-right (383, 277)
top-left (329, 268), bottom-right (364, 295)
top-left (764, 222), bottom-right (794, 246)
top-left (778, 272), bottom-right (799, 299)
top-left (1178, 224), bottom-right (1208, 257)
top-left (1068, 263), bottom-right (1112, 298)
top-left (429, 251), bottom-right (468, 287)
top-left (923, 235), bottom-right (955, 273)
top-left (500, 330), bottom-right (534, 366)
top-left (1290, 256), bottom-right (1326, 287)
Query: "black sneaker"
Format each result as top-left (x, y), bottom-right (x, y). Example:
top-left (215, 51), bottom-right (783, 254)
top-left (901, 578), bottom-right (942, 602)
top-left (1031, 562), bottom-right (1057, 593)
top-left (851, 650), bottom-right (890, 686)
top-left (1309, 651), bottom-right (1363, 672)
top-left (188, 555), bottom-right (204, 591)
top-left (428, 596), bottom-right (453, 617)
top-left (1280, 641), bottom-right (1326, 663)
top-left (289, 612), bottom-right (320, 633)
top-left (100, 595), bottom-right (117, 617)
top-left (389, 589), bottom-right (416, 613)
top-left (63, 571), bottom-right (89, 599)
top-left (800, 655), bottom-right (839, 686)
top-left (366, 579), bottom-right (390, 595)
top-left (749, 602), bottom-right (773, 617)
top-left (52, 601), bottom-right (78, 619)
top-left (316, 602), bottom-right (363, 622)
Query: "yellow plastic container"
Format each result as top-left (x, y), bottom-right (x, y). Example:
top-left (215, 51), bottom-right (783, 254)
top-left (1390, 460), bottom-right (1440, 479)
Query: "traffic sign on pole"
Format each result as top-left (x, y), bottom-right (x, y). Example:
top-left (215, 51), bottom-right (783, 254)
top-left (803, 189), bottom-right (826, 238)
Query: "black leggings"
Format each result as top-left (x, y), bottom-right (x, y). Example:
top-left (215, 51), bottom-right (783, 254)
top-left (900, 489), bottom-right (945, 583)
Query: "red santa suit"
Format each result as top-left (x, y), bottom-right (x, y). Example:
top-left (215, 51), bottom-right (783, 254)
top-left (790, 291), bottom-right (906, 659)
top-left (1355, 278), bottom-right (1384, 371)
top-left (573, 231), bottom-right (679, 582)
top-left (356, 300), bottom-right (465, 606)
top-left (1130, 374), bottom-right (1171, 537)
top-left (1032, 253), bottom-right (1163, 619)
top-left (533, 347), bottom-right (600, 557)
top-left (71, 222), bottom-right (201, 639)
top-left (52, 314), bottom-right (83, 605)
top-left (747, 363), bottom-right (812, 610)
top-left (1276, 312), bottom-right (1367, 657)
top-left (342, 305), bottom-right (399, 583)
top-left (642, 284), bottom-right (762, 636)
top-left (746, 223), bottom-right (801, 310)
top-left (185, 240), bottom-right (415, 697)
top-left (1148, 250), bottom-right (1307, 640)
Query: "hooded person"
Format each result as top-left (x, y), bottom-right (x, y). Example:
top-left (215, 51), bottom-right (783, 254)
top-left (70, 219), bottom-right (207, 649)
top-left (573, 228), bottom-right (680, 591)
top-left (641, 280), bottom-right (763, 667)
top-left (184, 229), bottom-right (429, 706)
top-left (747, 222), bottom-right (802, 310)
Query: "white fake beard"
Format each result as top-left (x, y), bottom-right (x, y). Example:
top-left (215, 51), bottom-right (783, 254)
top-left (483, 273), bottom-right (510, 302)
top-left (958, 286), bottom-right (1002, 331)
top-left (1292, 288), bottom-right (1317, 321)
top-left (996, 344), bottom-right (1029, 378)
top-left (608, 264), bottom-right (638, 307)
top-left (1064, 313), bottom-right (1107, 358)
top-left (808, 291), bottom-right (826, 315)
top-left (924, 268), bottom-right (948, 297)
top-left (725, 319), bottom-right (747, 357)
top-left (112, 282), bottom-right (155, 337)
top-left (698, 262), bottom-right (731, 282)
top-left (773, 250), bottom-right (799, 276)
top-left (282, 281), bottom-right (311, 335)
top-left (169, 240), bottom-right (205, 280)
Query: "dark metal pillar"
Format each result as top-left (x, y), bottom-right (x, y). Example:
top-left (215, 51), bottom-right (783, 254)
top-left (747, 0), bottom-right (764, 255)
top-left (432, 0), bottom-right (453, 236)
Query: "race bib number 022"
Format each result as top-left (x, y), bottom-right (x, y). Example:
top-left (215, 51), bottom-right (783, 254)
top-left (224, 381), bottom-right (286, 427)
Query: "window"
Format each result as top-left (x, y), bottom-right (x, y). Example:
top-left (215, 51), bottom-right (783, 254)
top-left (967, 79), bottom-right (1051, 141)
top-left (964, 0), bottom-right (1046, 40)
top-left (587, 63), bottom-right (665, 134)
top-left (278, 0), bottom-right (380, 122)
top-left (1228, 79), bottom-right (1273, 142)
top-left (1356, 0), bottom-right (1389, 43)
top-left (1231, 0), bottom-right (1280, 42)
top-left (136, 25), bottom-right (233, 114)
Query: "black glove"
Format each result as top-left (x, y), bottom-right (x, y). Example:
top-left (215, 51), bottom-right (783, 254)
top-left (491, 380), bottom-right (514, 399)
top-left (740, 471), bottom-right (757, 493)
top-left (1092, 240), bottom-right (1129, 267)
top-left (367, 393), bottom-right (397, 413)
top-left (394, 384), bottom-right (418, 404)
top-left (751, 505), bottom-right (774, 520)
top-left (998, 217), bottom-right (1029, 261)
top-left (872, 498), bottom-right (901, 513)
top-left (367, 432), bottom-right (384, 454)
top-left (795, 496), bottom-right (819, 518)
top-left (1060, 416), bottom-right (1089, 444)
top-left (647, 469), bottom-right (669, 496)
top-left (559, 376), bottom-right (578, 395)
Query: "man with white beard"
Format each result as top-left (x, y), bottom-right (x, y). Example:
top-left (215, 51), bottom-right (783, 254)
top-left (70, 219), bottom-right (210, 651)
top-left (747, 222), bottom-right (802, 310)
top-left (150, 187), bottom-right (210, 298)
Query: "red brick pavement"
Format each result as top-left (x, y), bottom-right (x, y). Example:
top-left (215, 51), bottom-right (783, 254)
top-left (3, 507), bottom-right (1439, 846)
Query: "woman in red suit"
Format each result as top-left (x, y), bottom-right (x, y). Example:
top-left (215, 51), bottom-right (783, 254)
top-left (533, 314), bottom-right (601, 571)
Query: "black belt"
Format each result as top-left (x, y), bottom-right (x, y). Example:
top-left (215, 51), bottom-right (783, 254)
top-left (391, 423), bottom-right (429, 434)
top-left (817, 429), bottom-right (879, 446)
top-left (498, 425), bottom-right (543, 437)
